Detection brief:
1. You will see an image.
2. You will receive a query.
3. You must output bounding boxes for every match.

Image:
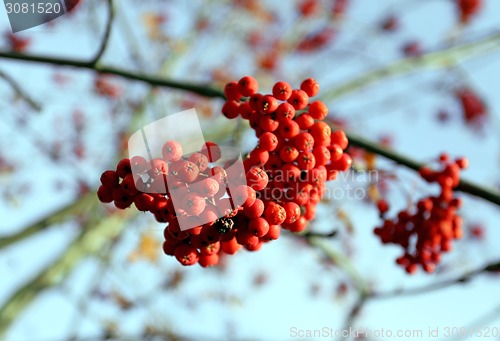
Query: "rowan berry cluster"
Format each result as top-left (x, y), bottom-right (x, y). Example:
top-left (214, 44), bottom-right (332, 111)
top-left (98, 76), bottom-right (351, 267)
top-left (223, 76), bottom-right (351, 233)
top-left (374, 154), bottom-right (469, 274)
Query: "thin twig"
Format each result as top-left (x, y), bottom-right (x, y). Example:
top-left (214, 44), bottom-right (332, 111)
top-left (368, 259), bottom-right (500, 300)
top-left (89, 0), bottom-right (115, 65)
top-left (0, 69), bottom-right (41, 111)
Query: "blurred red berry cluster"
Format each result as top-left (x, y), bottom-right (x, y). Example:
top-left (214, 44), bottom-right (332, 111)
top-left (374, 154), bottom-right (469, 274)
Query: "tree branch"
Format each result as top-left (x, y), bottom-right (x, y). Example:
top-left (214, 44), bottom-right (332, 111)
top-left (0, 69), bottom-right (41, 111)
top-left (368, 259), bottom-right (500, 300)
top-left (320, 31), bottom-right (500, 101)
top-left (89, 0), bottom-right (115, 65)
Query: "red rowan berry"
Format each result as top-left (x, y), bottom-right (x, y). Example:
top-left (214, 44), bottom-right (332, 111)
top-left (178, 161), bottom-right (200, 183)
top-left (259, 95), bottom-right (279, 114)
top-left (249, 217), bottom-right (270, 237)
top-left (188, 152), bottom-right (209, 172)
top-left (181, 192), bottom-right (206, 215)
top-left (283, 216), bottom-right (307, 232)
top-left (310, 121), bottom-right (331, 146)
top-left (112, 187), bottom-right (133, 209)
top-left (455, 157), bottom-right (469, 169)
top-left (97, 185), bottom-right (113, 203)
top-left (246, 167), bottom-right (269, 191)
top-left (174, 244), bottom-right (199, 266)
top-left (201, 142), bottom-right (222, 162)
top-left (243, 198), bottom-right (265, 219)
top-left (162, 140), bottom-right (183, 162)
top-left (197, 177), bottom-right (220, 197)
top-left (312, 146), bottom-right (330, 165)
top-left (264, 202), bottom-right (286, 225)
top-left (130, 156), bottom-right (148, 175)
top-left (259, 114), bottom-right (279, 132)
top-left (238, 76), bottom-right (258, 97)
top-left (200, 241), bottom-right (220, 256)
top-left (222, 100), bottom-right (240, 119)
top-left (259, 132), bottom-right (279, 151)
top-left (308, 100), bottom-right (328, 120)
top-left (295, 114), bottom-right (314, 130)
top-left (287, 89), bottom-right (309, 110)
top-left (116, 158), bottom-right (132, 178)
top-left (134, 193), bottom-right (155, 211)
top-left (297, 151), bottom-right (316, 170)
top-left (221, 237), bottom-right (241, 254)
top-left (224, 81), bottom-right (242, 101)
top-left (279, 144), bottom-right (299, 163)
top-left (294, 132), bottom-right (315, 151)
top-left (199, 253), bottom-right (219, 267)
top-left (249, 148), bottom-right (270, 167)
top-left (100, 170), bottom-right (119, 188)
top-left (263, 224), bottom-right (281, 241)
top-left (272, 81), bottom-right (293, 101)
top-left (233, 185), bottom-right (256, 208)
top-left (278, 119), bottom-right (300, 139)
top-left (249, 93), bottom-right (263, 111)
top-left (121, 174), bottom-right (139, 196)
top-left (300, 78), bottom-right (320, 97)
top-left (275, 102), bottom-right (296, 122)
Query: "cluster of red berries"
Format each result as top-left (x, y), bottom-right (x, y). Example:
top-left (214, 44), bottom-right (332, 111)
top-left (455, 87), bottom-right (487, 128)
top-left (456, 0), bottom-right (482, 24)
top-left (98, 76), bottom-right (352, 267)
top-left (374, 154), bottom-right (469, 274)
top-left (223, 76), bottom-right (351, 231)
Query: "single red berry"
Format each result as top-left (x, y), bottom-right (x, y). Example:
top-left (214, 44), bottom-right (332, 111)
top-left (249, 93), bottom-right (263, 111)
top-left (275, 102), bottom-right (296, 122)
top-left (455, 157), bottom-right (469, 169)
top-left (259, 132), bottom-right (279, 151)
top-left (174, 244), bottom-right (200, 266)
top-left (243, 198), bottom-right (265, 219)
top-left (222, 100), bottom-right (240, 119)
top-left (300, 78), bottom-right (320, 97)
top-left (100, 170), bottom-right (119, 188)
top-left (238, 76), bottom-right (259, 97)
top-left (178, 161), bottom-right (200, 183)
top-left (279, 144), bottom-right (299, 163)
top-left (287, 89), bottom-right (309, 110)
top-left (259, 95), bottom-right (279, 114)
top-left (259, 114), bottom-right (280, 132)
top-left (283, 215), bottom-right (307, 232)
top-left (199, 253), bottom-right (219, 267)
top-left (220, 237), bottom-right (242, 254)
top-left (162, 140), bottom-right (183, 162)
top-left (134, 193), bottom-right (155, 211)
top-left (196, 177), bottom-right (220, 197)
top-left (116, 158), bottom-right (132, 178)
top-left (308, 100), bottom-right (328, 120)
top-left (377, 199), bottom-right (389, 215)
top-left (188, 152), bottom-right (209, 172)
top-left (278, 119), bottom-right (300, 139)
top-left (330, 130), bottom-right (348, 150)
top-left (263, 224), bottom-right (281, 241)
top-left (246, 167), bottom-right (269, 191)
top-left (294, 132), bottom-right (315, 151)
top-left (181, 192), bottom-right (206, 215)
top-left (310, 121), bottom-right (331, 146)
top-left (130, 156), bottom-right (148, 175)
top-left (272, 81), bottom-right (293, 101)
top-left (97, 185), bottom-right (113, 203)
top-left (264, 202), bottom-right (286, 225)
top-left (224, 81), bottom-right (242, 101)
top-left (121, 174), bottom-right (139, 196)
top-left (312, 146), bottom-right (331, 166)
top-left (297, 151), bottom-right (316, 170)
top-left (201, 142), bottom-right (222, 163)
top-left (249, 217), bottom-right (270, 237)
top-left (295, 114), bottom-right (314, 130)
